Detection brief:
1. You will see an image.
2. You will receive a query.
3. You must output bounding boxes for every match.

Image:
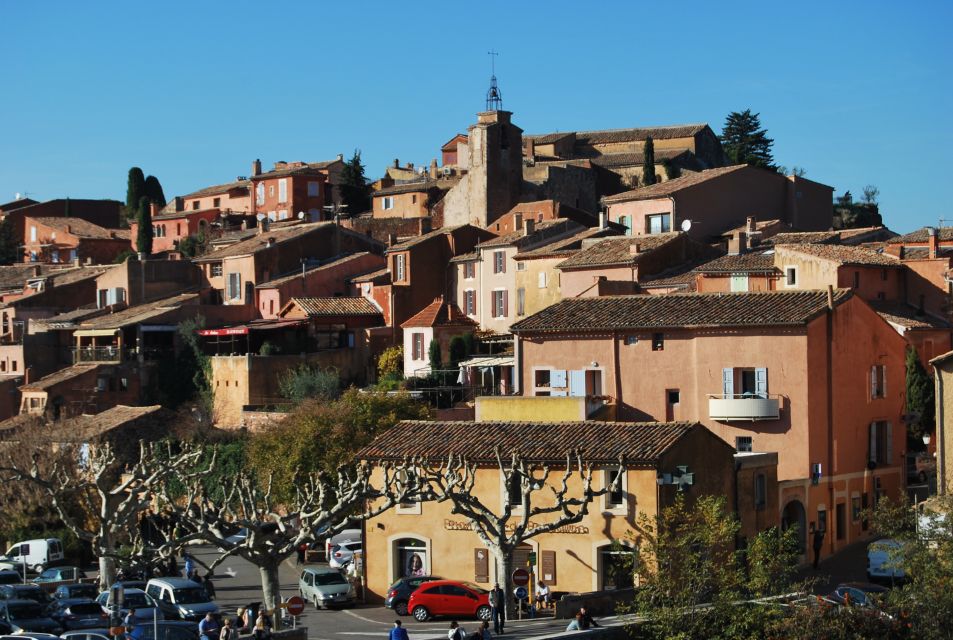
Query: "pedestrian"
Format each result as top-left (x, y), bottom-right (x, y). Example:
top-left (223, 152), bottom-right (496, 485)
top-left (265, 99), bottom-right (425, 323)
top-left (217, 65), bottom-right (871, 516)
top-left (578, 607), bottom-right (598, 629)
top-left (221, 619), bottom-right (239, 640)
top-left (166, 555), bottom-right (177, 577)
top-left (198, 612), bottom-right (221, 640)
top-left (203, 572), bottom-right (216, 599)
top-left (565, 613), bottom-right (584, 632)
top-left (489, 583), bottom-right (505, 635)
top-left (123, 608), bottom-right (138, 629)
top-left (447, 621), bottom-right (466, 640)
top-left (296, 543), bottom-right (307, 566)
top-left (812, 526), bottom-right (825, 569)
top-left (184, 553), bottom-right (195, 579)
top-left (254, 613), bottom-right (271, 640)
top-left (479, 620), bottom-right (492, 640)
top-left (389, 620), bottom-right (409, 640)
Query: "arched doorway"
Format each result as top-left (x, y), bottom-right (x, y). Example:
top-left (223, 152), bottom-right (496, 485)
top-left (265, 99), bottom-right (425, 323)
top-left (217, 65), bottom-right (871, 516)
top-left (781, 500), bottom-right (807, 554)
top-left (394, 537), bottom-right (429, 580)
top-left (597, 543), bottom-right (635, 591)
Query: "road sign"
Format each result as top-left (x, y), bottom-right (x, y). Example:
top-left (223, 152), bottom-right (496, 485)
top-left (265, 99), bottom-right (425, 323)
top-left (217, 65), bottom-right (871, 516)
top-left (514, 586), bottom-right (528, 600)
top-left (285, 596), bottom-right (305, 616)
top-left (512, 568), bottom-right (530, 587)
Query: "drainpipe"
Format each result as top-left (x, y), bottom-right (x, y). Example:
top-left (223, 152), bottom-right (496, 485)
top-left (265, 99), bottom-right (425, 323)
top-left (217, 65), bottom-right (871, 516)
top-left (612, 330), bottom-right (622, 411)
top-left (513, 334), bottom-right (521, 395)
top-left (826, 285), bottom-right (835, 556)
top-left (937, 372), bottom-right (947, 496)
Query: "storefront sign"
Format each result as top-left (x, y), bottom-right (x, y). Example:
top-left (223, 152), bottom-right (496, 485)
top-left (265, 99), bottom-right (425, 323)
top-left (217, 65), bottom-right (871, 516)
top-left (443, 519), bottom-right (589, 535)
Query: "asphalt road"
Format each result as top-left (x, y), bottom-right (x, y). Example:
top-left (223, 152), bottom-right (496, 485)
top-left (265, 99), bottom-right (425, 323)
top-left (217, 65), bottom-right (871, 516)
top-left (187, 546), bottom-right (573, 640)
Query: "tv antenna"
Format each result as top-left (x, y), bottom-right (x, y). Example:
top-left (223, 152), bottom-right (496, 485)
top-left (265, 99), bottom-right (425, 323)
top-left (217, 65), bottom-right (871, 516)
top-left (486, 50), bottom-right (503, 111)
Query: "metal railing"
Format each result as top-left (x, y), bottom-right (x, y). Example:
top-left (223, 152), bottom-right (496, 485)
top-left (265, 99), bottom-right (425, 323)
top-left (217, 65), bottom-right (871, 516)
top-left (72, 346), bottom-right (123, 363)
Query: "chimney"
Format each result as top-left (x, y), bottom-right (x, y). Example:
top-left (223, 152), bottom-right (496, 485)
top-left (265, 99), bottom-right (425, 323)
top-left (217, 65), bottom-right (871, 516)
top-left (407, 162), bottom-right (414, 171)
top-left (746, 216), bottom-right (756, 234)
top-left (928, 226), bottom-right (939, 259)
top-left (393, 158), bottom-right (400, 168)
top-left (728, 231), bottom-right (748, 256)
top-left (525, 138), bottom-right (535, 161)
top-left (524, 219), bottom-right (535, 236)
top-left (173, 196), bottom-right (184, 212)
top-left (150, 202), bottom-right (158, 217)
top-left (629, 242), bottom-right (641, 255)
top-left (252, 159), bottom-right (262, 176)
top-left (429, 158), bottom-right (438, 180)
top-left (258, 217), bottom-right (270, 234)
top-left (599, 211), bottom-right (608, 229)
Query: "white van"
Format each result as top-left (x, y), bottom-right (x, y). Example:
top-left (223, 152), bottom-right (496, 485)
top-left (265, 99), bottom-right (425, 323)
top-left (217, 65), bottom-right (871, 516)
top-left (325, 529), bottom-right (361, 563)
top-left (0, 539), bottom-right (64, 573)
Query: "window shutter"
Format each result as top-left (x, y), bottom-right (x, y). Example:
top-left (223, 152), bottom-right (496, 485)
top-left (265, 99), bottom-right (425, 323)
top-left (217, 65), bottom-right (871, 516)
top-left (881, 366), bottom-right (886, 397)
top-left (722, 368), bottom-right (734, 397)
top-left (885, 422), bottom-right (893, 464)
top-left (500, 252), bottom-right (506, 273)
top-left (871, 366), bottom-right (877, 398)
top-left (503, 290), bottom-right (508, 317)
top-left (868, 423), bottom-right (877, 463)
top-left (568, 370), bottom-right (586, 397)
top-left (474, 549), bottom-right (489, 583)
top-left (755, 368), bottom-right (768, 397)
top-left (541, 550), bottom-right (556, 584)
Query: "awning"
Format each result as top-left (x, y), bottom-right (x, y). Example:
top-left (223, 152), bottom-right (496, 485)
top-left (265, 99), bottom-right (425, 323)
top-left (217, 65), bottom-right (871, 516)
top-left (196, 319), bottom-right (305, 337)
top-left (458, 355), bottom-right (514, 368)
top-left (74, 329), bottom-right (120, 337)
top-left (197, 327), bottom-right (249, 336)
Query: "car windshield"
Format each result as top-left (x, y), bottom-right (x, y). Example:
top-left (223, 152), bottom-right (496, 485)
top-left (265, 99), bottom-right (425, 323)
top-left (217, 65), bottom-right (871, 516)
top-left (38, 569), bottom-right (59, 580)
top-left (313, 573), bottom-right (347, 586)
top-left (172, 588), bottom-right (209, 604)
top-left (70, 603), bottom-right (104, 615)
top-left (461, 582), bottom-right (487, 594)
top-left (8, 602), bottom-right (45, 618)
top-left (125, 593), bottom-right (153, 607)
top-left (70, 587), bottom-right (99, 598)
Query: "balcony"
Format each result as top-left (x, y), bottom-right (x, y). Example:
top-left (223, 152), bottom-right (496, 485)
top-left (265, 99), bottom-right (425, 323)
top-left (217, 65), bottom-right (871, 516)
top-left (708, 394), bottom-right (781, 421)
top-left (72, 346), bottom-right (123, 363)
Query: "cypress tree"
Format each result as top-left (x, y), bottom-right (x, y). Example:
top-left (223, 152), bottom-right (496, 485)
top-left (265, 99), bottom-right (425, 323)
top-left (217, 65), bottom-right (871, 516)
top-left (643, 136), bottom-right (656, 186)
top-left (126, 167), bottom-right (146, 215)
top-left (905, 346), bottom-right (935, 440)
top-left (339, 150), bottom-right (371, 213)
top-left (143, 175), bottom-right (167, 208)
top-left (428, 339), bottom-right (442, 373)
top-left (137, 196), bottom-right (153, 255)
top-left (720, 109), bottom-right (776, 170)
top-left (0, 217), bottom-right (18, 265)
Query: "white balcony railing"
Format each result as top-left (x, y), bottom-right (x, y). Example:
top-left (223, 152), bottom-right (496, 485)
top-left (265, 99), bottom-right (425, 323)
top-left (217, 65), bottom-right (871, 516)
top-left (708, 394), bottom-right (781, 421)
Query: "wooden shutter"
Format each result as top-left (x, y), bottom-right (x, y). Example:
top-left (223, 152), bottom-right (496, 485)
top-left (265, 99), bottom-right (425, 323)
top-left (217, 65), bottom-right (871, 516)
top-left (722, 368), bottom-right (734, 397)
top-left (474, 548), bottom-right (489, 583)
top-left (868, 423), bottom-right (877, 463)
top-left (755, 368), bottom-right (768, 397)
top-left (886, 423), bottom-right (893, 464)
top-left (500, 252), bottom-right (506, 273)
top-left (503, 290), bottom-right (508, 317)
top-left (541, 550), bottom-right (556, 584)
top-left (871, 366), bottom-right (878, 398)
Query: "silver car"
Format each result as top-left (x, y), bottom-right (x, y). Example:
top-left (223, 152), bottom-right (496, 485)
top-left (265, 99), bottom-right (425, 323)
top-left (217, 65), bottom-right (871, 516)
top-left (95, 588), bottom-right (164, 621)
top-left (298, 567), bottom-right (355, 609)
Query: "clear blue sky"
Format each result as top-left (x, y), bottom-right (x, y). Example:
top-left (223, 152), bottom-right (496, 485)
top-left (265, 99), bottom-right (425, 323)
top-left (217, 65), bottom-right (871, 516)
top-left (2, 1), bottom-right (950, 232)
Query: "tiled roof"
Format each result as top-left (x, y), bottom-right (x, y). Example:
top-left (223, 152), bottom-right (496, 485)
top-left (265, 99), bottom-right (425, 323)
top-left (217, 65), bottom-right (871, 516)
top-left (527, 124), bottom-right (709, 146)
top-left (526, 132), bottom-right (575, 145)
top-left (28, 217), bottom-right (126, 240)
top-left (388, 226), bottom-right (463, 252)
top-left (515, 227), bottom-right (622, 260)
top-left (253, 161), bottom-right (338, 180)
top-left (32, 305), bottom-right (107, 329)
top-left (869, 301), bottom-right (951, 330)
top-left (0, 265), bottom-right (84, 291)
top-left (588, 149), bottom-right (686, 168)
top-left (556, 233), bottom-right (681, 269)
top-left (511, 289), bottom-right (853, 334)
top-left (181, 179), bottom-right (251, 200)
top-left (288, 297), bottom-right (382, 317)
top-left (771, 231), bottom-right (839, 245)
top-left (153, 207), bottom-right (219, 221)
top-left (900, 247), bottom-right (953, 260)
top-left (373, 179), bottom-right (456, 197)
top-left (449, 252), bottom-right (480, 264)
top-left (476, 220), bottom-right (571, 249)
top-left (889, 227), bottom-right (953, 244)
top-left (20, 364), bottom-right (102, 391)
top-left (602, 165), bottom-right (748, 203)
top-left (837, 226), bottom-right (899, 245)
top-left (256, 253), bottom-right (376, 288)
top-left (194, 222), bottom-right (332, 261)
top-left (78, 293), bottom-right (200, 330)
top-left (401, 299), bottom-right (479, 329)
top-left (349, 268), bottom-right (391, 284)
top-left (777, 244), bottom-right (901, 267)
top-left (694, 252), bottom-right (778, 274)
top-left (357, 419), bottom-right (699, 464)
top-left (0, 405), bottom-right (164, 443)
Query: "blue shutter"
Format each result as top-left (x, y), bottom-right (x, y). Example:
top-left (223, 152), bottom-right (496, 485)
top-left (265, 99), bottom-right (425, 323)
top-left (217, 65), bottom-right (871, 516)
top-left (722, 368), bottom-right (734, 398)
top-left (568, 370), bottom-right (586, 397)
top-left (755, 368), bottom-right (768, 398)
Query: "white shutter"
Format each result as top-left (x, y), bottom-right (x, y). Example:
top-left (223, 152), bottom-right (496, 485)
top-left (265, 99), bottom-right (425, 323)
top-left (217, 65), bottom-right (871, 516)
top-left (755, 368), bottom-right (768, 397)
top-left (551, 370), bottom-right (568, 388)
top-left (568, 370), bottom-right (586, 397)
top-left (722, 368), bottom-right (734, 398)
top-left (538, 272), bottom-right (547, 288)
top-left (886, 423), bottom-right (893, 464)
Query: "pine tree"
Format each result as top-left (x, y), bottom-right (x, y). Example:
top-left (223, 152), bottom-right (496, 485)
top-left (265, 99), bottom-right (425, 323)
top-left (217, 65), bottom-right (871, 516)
top-left (720, 110), bottom-right (776, 169)
top-left (143, 175), bottom-right (166, 208)
top-left (642, 136), bottom-right (656, 186)
top-left (339, 150), bottom-right (371, 214)
top-left (137, 196), bottom-right (153, 256)
top-left (126, 167), bottom-right (146, 215)
top-left (905, 346), bottom-right (935, 440)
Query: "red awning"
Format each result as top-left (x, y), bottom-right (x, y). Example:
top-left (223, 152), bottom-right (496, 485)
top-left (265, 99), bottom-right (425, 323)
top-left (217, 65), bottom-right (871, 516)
top-left (196, 319), bottom-right (305, 337)
top-left (197, 327), bottom-right (248, 336)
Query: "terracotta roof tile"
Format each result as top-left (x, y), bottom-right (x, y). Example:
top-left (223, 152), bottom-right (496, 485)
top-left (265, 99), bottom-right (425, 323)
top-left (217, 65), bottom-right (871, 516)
top-left (557, 234), bottom-right (681, 269)
top-left (588, 149), bottom-right (687, 168)
top-left (20, 364), bottom-right (102, 391)
top-left (288, 297), bottom-right (382, 317)
top-left (349, 268), bottom-right (391, 284)
top-left (515, 227), bottom-right (623, 260)
top-left (889, 227), bottom-right (953, 244)
top-left (401, 299), bottom-right (479, 329)
top-left (869, 301), bottom-right (951, 330)
top-left (602, 165), bottom-right (748, 203)
top-left (256, 252), bottom-right (377, 288)
top-left (777, 244), bottom-right (901, 267)
top-left (694, 252), bottom-right (778, 274)
top-left (511, 289), bottom-right (853, 334)
top-left (476, 220), bottom-right (575, 249)
top-left (388, 226), bottom-right (464, 252)
top-left (181, 180), bottom-right (251, 200)
top-left (357, 419), bottom-right (700, 464)
top-left (28, 217), bottom-right (126, 240)
top-left (78, 292), bottom-right (200, 330)
top-left (373, 179), bottom-right (457, 197)
top-left (771, 231), bottom-right (840, 245)
top-left (194, 222), bottom-right (344, 261)
top-left (526, 123), bottom-right (709, 146)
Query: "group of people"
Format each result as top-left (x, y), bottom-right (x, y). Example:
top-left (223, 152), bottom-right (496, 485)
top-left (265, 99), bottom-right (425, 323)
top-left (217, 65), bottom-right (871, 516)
top-left (387, 602), bottom-right (597, 640)
top-left (198, 609), bottom-right (273, 640)
top-left (183, 553), bottom-right (217, 599)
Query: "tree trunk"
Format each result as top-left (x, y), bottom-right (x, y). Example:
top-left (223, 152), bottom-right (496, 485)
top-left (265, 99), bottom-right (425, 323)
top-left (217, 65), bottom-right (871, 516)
top-left (259, 561), bottom-right (282, 616)
top-left (495, 549), bottom-right (515, 617)
top-left (99, 553), bottom-right (116, 591)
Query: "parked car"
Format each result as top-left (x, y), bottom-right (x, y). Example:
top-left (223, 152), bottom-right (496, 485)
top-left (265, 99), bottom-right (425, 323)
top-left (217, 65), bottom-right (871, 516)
top-left (45, 598), bottom-right (109, 630)
top-left (224, 528), bottom-right (248, 546)
top-left (407, 580), bottom-right (492, 622)
top-left (325, 530), bottom-right (361, 562)
top-left (95, 588), bottom-right (164, 621)
top-left (0, 634), bottom-right (61, 640)
top-left (385, 575), bottom-right (443, 616)
top-left (0, 572), bottom-right (20, 586)
top-left (54, 584), bottom-right (100, 601)
top-left (329, 541), bottom-right (361, 569)
top-left (0, 539), bottom-right (63, 574)
top-left (298, 567), bottom-right (355, 609)
top-left (60, 629), bottom-right (112, 640)
top-left (867, 539), bottom-right (906, 583)
top-left (127, 620), bottom-right (201, 640)
top-left (825, 582), bottom-right (890, 607)
top-left (0, 599), bottom-right (62, 634)
top-left (115, 580), bottom-right (147, 592)
top-left (144, 578), bottom-right (218, 621)
top-left (33, 567), bottom-right (87, 592)
top-left (0, 584), bottom-right (50, 604)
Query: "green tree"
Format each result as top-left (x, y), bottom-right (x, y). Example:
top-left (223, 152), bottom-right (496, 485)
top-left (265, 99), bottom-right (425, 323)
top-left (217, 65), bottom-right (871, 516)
top-left (448, 335), bottom-right (468, 368)
top-left (428, 339), bottom-right (442, 373)
top-left (720, 109), bottom-right (776, 169)
top-left (642, 136), bottom-right (656, 186)
top-left (863, 185), bottom-right (880, 205)
top-left (126, 167), bottom-right (146, 216)
top-left (176, 233), bottom-right (206, 258)
top-left (339, 150), bottom-right (371, 214)
top-left (0, 217), bottom-right (19, 265)
top-left (277, 364), bottom-right (340, 405)
top-left (143, 175), bottom-right (166, 208)
top-left (905, 346), bottom-right (935, 440)
top-left (833, 189), bottom-right (883, 229)
top-left (112, 249), bottom-right (135, 264)
top-left (136, 196), bottom-right (153, 255)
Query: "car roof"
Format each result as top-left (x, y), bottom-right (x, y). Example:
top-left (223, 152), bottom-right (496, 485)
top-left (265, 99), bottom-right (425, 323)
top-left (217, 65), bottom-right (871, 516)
top-left (303, 567), bottom-right (343, 575)
top-left (146, 578), bottom-right (201, 588)
top-left (56, 598), bottom-right (97, 605)
top-left (2, 598), bottom-right (46, 606)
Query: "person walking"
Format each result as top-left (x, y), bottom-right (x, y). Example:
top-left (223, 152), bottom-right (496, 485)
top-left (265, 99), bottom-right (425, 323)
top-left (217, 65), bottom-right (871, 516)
top-left (253, 613), bottom-right (272, 640)
top-left (296, 543), bottom-right (307, 566)
top-left (123, 608), bottom-right (138, 629)
top-left (578, 607), bottom-right (598, 629)
top-left (203, 572), bottom-right (216, 599)
top-left (489, 583), bottom-right (505, 635)
top-left (198, 612), bottom-right (221, 640)
top-left (812, 526), bottom-right (825, 569)
top-left (184, 553), bottom-right (195, 579)
top-left (389, 620), bottom-right (409, 640)
top-left (447, 621), bottom-right (466, 640)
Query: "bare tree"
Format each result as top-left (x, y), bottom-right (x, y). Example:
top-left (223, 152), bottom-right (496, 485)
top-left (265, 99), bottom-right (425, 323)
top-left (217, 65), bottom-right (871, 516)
top-left (167, 458), bottom-right (418, 612)
top-left (421, 449), bottom-right (621, 616)
top-left (0, 441), bottom-right (207, 589)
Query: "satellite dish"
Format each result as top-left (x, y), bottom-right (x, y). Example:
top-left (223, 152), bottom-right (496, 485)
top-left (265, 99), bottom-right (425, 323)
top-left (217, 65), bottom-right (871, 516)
top-left (297, 211), bottom-right (305, 220)
top-left (680, 219), bottom-right (692, 232)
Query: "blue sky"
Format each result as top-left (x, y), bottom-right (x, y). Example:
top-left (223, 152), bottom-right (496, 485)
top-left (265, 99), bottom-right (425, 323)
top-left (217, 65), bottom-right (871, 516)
top-left (2, 1), bottom-right (950, 232)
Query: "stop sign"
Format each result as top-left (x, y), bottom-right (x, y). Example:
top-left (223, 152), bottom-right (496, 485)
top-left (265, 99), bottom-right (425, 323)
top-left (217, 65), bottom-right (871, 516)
top-left (512, 568), bottom-right (530, 587)
top-left (286, 595), bottom-right (305, 616)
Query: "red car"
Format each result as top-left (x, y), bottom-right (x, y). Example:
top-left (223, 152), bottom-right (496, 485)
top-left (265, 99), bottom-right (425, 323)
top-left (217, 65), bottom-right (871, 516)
top-left (407, 580), bottom-right (492, 622)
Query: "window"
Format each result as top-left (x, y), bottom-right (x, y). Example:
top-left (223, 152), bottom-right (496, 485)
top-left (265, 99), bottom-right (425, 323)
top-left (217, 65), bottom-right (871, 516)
top-left (730, 274), bottom-right (749, 292)
top-left (619, 216), bottom-right (632, 236)
top-left (412, 333), bottom-right (424, 361)
top-left (507, 472), bottom-right (524, 507)
top-left (213, 197), bottom-right (221, 208)
top-left (871, 365), bottom-right (886, 399)
top-left (534, 369), bottom-right (551, 387)
top-left (836, 503), bottom-right (846, 540)
top-left (192, 201), bottom-right (200, 210)
top-left (516, 288), bottom-right (525, 316)
top-left (516, 261), bottom-right (526, 271)
top-left (256, 183), bottom-right (265, 205)
top-left (51, 250), bottom-right (59, 263)
top-left (278, 179), bottom-right (288, 203)
top-left (851, 496), bottom-right (861, 522)
top-left (754, 474), bottom-right (766, 510)
top-left (646, 213), bottom-right (671, 234)
top-left (30, 226), bottom-right (36, 242)
top-left (492, 290), bottom-right (507, 318)
top-left (30, 251), bottom-right (37, 262)
top-left (308, 181), bottom-right (320, 197)
top-left (382, 196), bottom-right (394, 210)
top-left (395, 254), bottom-right (406, 282)
top-left (652, 332), bottom-right (664, 351)
top-left (722, 367), bottom-right (768, 398)
top-left (538, 272), bottom-right (547, 288)
top-left (268, 185), bottom-right (275, 197)
top-left (176, 223), bottom-right (181, 236)
top-left (464, 290), bottom-right (476, 315)
top-left (625, 335), bottom-right (638, 346)
top-left (784, 266), bottom-right (798, 287)
top-left (463, 262), bottom-right (475, 279)
top-left (493, 251), bottom-right (506, 274)
top-left (736, 436), bottom-right (753, 452)
top-left (606, 469), bottom-right (625, 508)
top-left (227, 272), bottom-right (241, 300)
top-left (868, 421), bottom-right (892, 466)
top-left (211, 263), bottom-right (223, 277)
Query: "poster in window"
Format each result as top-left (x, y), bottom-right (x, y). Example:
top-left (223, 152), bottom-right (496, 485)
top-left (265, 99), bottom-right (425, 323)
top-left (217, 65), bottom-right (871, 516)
top-left (401, 550), bottom-right (427, 577)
